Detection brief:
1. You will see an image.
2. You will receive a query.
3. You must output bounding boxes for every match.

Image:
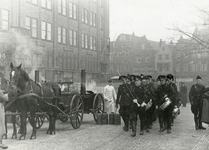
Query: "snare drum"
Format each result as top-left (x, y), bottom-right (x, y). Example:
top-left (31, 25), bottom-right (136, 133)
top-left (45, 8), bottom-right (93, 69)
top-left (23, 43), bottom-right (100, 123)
top-left (160, 98), bottom-right (171, 110)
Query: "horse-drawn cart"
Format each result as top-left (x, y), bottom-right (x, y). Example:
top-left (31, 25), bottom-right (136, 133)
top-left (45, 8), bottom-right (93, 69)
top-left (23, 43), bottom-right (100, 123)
top-left (57, 80), bottom-right (105, 128)
top-left (5, 68), bottom-right (104, 139)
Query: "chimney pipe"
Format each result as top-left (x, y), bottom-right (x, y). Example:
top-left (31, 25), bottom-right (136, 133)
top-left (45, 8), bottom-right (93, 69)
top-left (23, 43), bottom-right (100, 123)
top-left (80, 69), bottom-right (86, 95)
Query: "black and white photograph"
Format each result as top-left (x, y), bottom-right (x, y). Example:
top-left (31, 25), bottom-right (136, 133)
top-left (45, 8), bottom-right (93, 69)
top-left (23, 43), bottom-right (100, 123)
top-left (0, 0), bottom-right (209, 149)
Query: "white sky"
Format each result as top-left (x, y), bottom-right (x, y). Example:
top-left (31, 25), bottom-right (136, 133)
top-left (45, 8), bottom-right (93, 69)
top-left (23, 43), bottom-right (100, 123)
top-left (109, 0), bottom-right (209, 42)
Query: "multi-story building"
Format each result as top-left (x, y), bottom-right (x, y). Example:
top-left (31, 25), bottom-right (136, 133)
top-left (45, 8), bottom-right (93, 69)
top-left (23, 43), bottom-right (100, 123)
top-left (174, 27), bottom-right (209, 87)
top-left (109, 34), bottom-right (175, 80)
top-left (109, 33), bottom-right (158, 78)
top-left (155, 39), bottom-right (174, 76)
top-left (0, 0), bottom-right (109, 83)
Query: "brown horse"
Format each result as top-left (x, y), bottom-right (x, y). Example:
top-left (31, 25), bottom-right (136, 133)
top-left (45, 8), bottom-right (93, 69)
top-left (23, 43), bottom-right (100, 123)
top-left (8, 63), bottom-right (61, 140)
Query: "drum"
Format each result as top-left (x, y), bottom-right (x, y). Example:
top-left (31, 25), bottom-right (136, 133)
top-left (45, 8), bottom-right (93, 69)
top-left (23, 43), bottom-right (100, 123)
top-left (160, 98), bottom-right (171, 110)
top-left (145, 99), bottom-right (152, 111)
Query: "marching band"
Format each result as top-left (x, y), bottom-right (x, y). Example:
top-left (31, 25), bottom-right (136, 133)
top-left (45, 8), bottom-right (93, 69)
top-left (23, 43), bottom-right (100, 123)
top-left (115, 73), bottom-right (181, 137)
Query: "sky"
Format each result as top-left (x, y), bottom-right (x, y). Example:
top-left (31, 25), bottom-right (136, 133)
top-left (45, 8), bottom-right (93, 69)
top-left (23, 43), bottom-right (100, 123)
top-left (109, 0), bottom-right (209, 42)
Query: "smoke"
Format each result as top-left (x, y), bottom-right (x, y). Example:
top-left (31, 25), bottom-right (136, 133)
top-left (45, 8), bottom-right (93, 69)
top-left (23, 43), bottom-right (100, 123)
top-left (9, 28), bottom-right (44, 81)
top-left (86, 80), bottom-right (97, 92)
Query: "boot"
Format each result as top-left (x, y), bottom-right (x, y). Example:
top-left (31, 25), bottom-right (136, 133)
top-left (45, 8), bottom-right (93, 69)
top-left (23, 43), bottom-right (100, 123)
top-left (194, 117), bottom-right (199, 130)
top-left (0, 138), bottom-right (8, 149)
top-left (199, 120), bottom-right (206, 130)
top-left (167, 129), bottom-right (171, 134)
top-left (161, 122), bottom-right (167, 132)
top-left (139, 130), bottom-right (144, 135)
top-left (159, 118), bottom-right (164, 132)
top-left (123, 118), bottom-right (129, 131)
top-left (131, 121), bottom-right (136, 137)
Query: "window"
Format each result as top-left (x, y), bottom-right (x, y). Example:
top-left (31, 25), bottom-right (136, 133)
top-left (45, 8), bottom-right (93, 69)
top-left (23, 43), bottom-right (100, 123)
top-left (158, 54), bottom-right (162, 60)
top-left (25, 17), bottom-right (37, 37)
top-left (165, 54), bottom-right (169, 59)
top-left (99, 0), bottom-right (103, 6)
top-left (69, 2), bottom-right (77, 19)
top-left (90, 12), bottom-right (96, 27)
top-left (90, 36), bottom-right (96, 50)
top-left (100, 16), bottom-right (103, 29)
top-left (165, 63), bottom-right (169, 71)
top-left (27, 0), bottom-right (38, 5)
top-left (31, 18), bottom-right (37, 37)
top-left (58, 0), bottom-right (66, 15)
top-left (69, 30), bottom-right (77, 46)
top-left (58, 26), bottom-right (66, 44)
top-left (157, 63), bottom-right (162, 71)
top-left (41, 21), bottom-right (52, 40)
top-left (41, 0), bottom-right (52, 10)
top-left (145, 54), bottom-right (150, 62)
top-left (82, 8), bottom-right (88, 24)
top-left (82, 33), bottom-right (88, 49)
top-left (1, 9), bottom-right (9, 31)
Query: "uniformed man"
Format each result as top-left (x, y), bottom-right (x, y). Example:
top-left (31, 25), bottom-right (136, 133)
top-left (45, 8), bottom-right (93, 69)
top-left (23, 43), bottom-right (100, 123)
top-left (189, 76), bottom-right (208, 130)
top-left (116, 75), bottom-right (133, 131)
top-left (156, 75), bottom-right (176, 134)
top-left (130, 75), bottom-right (146, 136)
top-left (144, 75), bottom-right (156, 132)
top-left (166, 74), bottom-right (179, 125)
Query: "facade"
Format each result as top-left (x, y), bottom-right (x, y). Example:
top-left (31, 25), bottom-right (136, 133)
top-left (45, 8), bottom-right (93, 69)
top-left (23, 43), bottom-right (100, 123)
top-left (0, 0), bottom-right (110, 83)
top-left (155, 39), bottom-right (174, 76)
top-left (109, 33), bottom-right (160, 78)
top-left (109, 33), bottom-right (175, 79)
top-left (174, 27), bottom-right (209, 87)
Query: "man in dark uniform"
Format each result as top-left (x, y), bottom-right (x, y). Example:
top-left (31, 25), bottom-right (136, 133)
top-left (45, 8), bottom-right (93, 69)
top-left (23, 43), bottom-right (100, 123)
top-left (189, 76), bottom-right (207, 130)
top-left (116, 75), bottom-right (133, 131)
top-left (166, 74), bottom-right (179, 126)
top-left (144, 75), bottom-right (156, 132)
top-left (130, 75), bottom-right (147, 136)
top-left (156, 75), bottom-right (176, 133)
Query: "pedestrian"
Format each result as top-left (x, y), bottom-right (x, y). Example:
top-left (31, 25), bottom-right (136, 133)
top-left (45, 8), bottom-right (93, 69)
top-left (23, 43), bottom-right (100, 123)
top-left (116, 75), bottom-right (133, 131)
top-left (189, 76), bottom-right (208, 130)
top-left (180, 82), bottom-right (187, 107)
top-left (0, 90), bottom-right (8, 149)
top-left (103, 80), bottom-right (117, 114)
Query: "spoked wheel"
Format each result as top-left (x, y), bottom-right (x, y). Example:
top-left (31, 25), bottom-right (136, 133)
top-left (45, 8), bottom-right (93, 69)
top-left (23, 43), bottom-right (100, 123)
top-left (69, 94), bottom-right (84, 129)
top-left (29, 115), bottom-right (45, 129)
top-left (93, 93), bottom-right (105, 123)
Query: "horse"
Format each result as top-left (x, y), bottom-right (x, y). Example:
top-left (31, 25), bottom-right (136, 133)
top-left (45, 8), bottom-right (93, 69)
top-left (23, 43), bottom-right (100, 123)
top-left (0, 72), bottom-right (21, 139)
top-left (8, 63), bottom-right (61, 140)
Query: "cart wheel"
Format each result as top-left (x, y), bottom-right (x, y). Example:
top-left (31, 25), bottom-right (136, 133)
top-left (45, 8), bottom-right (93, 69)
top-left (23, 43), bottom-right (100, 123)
top-left (29, 115), bottom-right (45, 129)
top-left (69, 94), bottom-right (84, 129)
top-left (93, 93), bottom-right (105, 122)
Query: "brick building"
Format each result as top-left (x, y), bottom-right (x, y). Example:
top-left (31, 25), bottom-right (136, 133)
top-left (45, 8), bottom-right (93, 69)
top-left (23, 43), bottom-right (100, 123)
top-left (0, 0), bottom-right (110, 83)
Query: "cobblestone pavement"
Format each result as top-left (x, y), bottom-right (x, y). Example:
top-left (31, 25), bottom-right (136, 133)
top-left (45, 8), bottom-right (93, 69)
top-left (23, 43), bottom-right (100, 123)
top-left (4, 104), bottom-right (209, 150)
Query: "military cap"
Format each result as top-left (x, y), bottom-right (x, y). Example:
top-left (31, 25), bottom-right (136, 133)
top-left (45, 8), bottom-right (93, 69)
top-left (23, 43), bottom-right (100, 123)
top-left (119, 75), bottom-right (127, 80)
top-left (167, 74), bottom-right (174, 80)
top-left (147, 75), bottom-right (152, 79)
top-left (135, 75), bottom-right (141, 80)
top-left (158, 75), bottom-right (166, 80)
top-left (141, 75), bottom-right (147, 81)
top-left (196, 76), bottom-right (202, 80)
